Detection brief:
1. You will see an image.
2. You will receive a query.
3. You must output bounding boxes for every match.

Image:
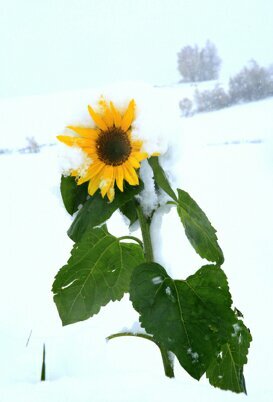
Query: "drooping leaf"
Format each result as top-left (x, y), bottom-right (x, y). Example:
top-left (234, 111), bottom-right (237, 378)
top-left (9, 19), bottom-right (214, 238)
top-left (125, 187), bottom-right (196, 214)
top-left (68, 182), bottom-right (143, 242)
top-left (148, 156), bottom-right (178, 201)
top-left (60, 175), bottom-right (88, 215)
top-left (53, 226), bottom-right (144, 325)
top-left (119, 199), bottom-right (138, 227)
top-left (177, 189), bottom-right (224, 264)
top-left (206, 320), bottom-right (252, 394)
top-left (130, 263), bottom-right (236, 380)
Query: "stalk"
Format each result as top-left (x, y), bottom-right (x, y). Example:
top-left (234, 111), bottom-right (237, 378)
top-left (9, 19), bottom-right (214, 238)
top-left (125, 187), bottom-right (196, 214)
top-left (40, 344), bottom-right (46, 381)
top-left (106, 332), bottom-right (174, 378)
top-left (135, 203), bottom-right (154, 262)
top-left (107, 202), bottom-right (175, 378)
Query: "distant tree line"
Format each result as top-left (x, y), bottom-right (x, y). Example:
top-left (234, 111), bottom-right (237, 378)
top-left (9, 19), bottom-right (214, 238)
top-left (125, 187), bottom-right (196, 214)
top-left (0, 137), bottom-right (50, 155)
top-left (177, 43), bottom-right (273, 116)
top-left (228, 60), bottom-right (273, 103)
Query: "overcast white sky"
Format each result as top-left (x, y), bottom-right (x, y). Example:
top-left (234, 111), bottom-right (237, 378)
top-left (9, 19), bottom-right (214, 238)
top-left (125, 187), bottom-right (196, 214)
top-left (1, 0), bottom-right (273, 98)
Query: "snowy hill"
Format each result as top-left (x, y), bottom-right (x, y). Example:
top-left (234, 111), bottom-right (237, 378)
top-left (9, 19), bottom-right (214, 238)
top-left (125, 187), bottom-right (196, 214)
top-left (1, 88), bottom-right (273, 401)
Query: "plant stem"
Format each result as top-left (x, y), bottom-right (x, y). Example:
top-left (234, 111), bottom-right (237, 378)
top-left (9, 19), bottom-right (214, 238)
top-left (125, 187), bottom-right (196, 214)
top-left (158, 347), bottom-right (174, 379)
top-left (136, 203), bottom-right (154, 262)
top-left (108, 203), bottom-right (175, 378)
top-left (106, 332), bottom-right (174, 378)
top-left (118, 236), bottom-right (143, 248)
top-left (135, 202), bottom-right (175, 377)
top-left (107, 331), bottom-right (155, 343)
top-left (40, 343), bottom-right (46, 381)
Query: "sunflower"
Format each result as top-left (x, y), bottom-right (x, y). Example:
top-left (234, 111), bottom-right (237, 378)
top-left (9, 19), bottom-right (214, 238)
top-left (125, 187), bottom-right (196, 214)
top-left (57, 98), bottom-right (149, 202)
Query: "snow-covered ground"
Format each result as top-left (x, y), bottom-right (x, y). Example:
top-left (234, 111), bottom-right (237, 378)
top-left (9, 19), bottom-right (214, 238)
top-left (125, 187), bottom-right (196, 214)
top-left (0, 88), bottom-right (273, 401)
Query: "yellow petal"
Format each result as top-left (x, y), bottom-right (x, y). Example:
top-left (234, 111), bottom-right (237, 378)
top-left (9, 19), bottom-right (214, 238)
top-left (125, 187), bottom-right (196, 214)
top-left (57, 135), bottom-right (92, 148)
top-left (100, 166), bottom-right (114, 198)
top-left (77, 173), bottom-right (91, 185)
top-left (88, 161), bottom-right (105, 178)
top-left (88, 105), bottom-right (108, 131)
top-left (128, 156), bottom-right (140, 169)
top-left (121, 99), bottom-right (135, 132)
top-left (131, 139), bottom-right (143, 151)
top-left (131, 151), bottom-right (149, 162)
top-left (73, 138), bottom-right (93, 148)
top-left (84, 148), bottom-right (98, 158)
top-left (71, 170), bottom-right (78, 177)
top-left (107, 187), bottom-right (115, 202)
top-left (102, 178), bottom-right (115, 199)
top-left (99, 98), bottom-right (114, 128)
top-left (57, 135), bottom-right (75, 147)
top-left (88, 174), bottom-right (101, 196)
top-left (116, 165), bottom-right (124, 192)
top-left (67, 126), bottom-right (99, 139)
top-left (123, 162), bottom-right (139, 186)
top-left (77, 161), bottom-right (105, 185)
top-left (103, 108), bottom-right (114, 128)
top-left (101, 164), bottom-right (114, 181)
top-left (110, 102), bottom-right (122, 128)
top-left (126, 130), bottom-right (132, 142)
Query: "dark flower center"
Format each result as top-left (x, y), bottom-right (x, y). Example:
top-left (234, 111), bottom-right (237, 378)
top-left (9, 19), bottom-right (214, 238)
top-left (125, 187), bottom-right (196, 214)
top-left (96, 127), bottom-right (132, 166)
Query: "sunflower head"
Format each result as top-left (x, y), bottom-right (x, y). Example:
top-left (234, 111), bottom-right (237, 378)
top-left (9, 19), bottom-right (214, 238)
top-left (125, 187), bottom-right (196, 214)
top-left (57, 98), bottom-right (149, 202)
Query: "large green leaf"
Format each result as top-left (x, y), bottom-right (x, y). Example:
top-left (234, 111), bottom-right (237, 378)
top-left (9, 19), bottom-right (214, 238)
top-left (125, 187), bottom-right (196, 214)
top-left (53, 226), bottom-right (144, 325)
top-left (119, 199), bottom-right (138, 227)
top-left (68, 182), bottom-right (143, 242)
top-left (177, 189), bottom-right (224, 264)
top-left (206, 320), bottom-right (252, 394)
top-left (148, 159), bottom-right (224, 264)
top-left (148, 156), bottom-right (178, 201)
top-left (60, 175), bottom-right (88, 215)
top-left (130, 263), bottom-right (236, 380)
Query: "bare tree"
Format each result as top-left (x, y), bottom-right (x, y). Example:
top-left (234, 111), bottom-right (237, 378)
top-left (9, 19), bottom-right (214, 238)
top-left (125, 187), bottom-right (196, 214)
top-left (26, 137), bottom-right (40, 153)
top-left (177, 40), bottom-right (221, 82)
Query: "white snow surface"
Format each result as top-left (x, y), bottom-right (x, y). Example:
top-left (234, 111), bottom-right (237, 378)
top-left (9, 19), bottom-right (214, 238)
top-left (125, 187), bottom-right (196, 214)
top-left (1, 87), bottom-right (273, 401)
top-left (137, 159), bottom-right (159, 217)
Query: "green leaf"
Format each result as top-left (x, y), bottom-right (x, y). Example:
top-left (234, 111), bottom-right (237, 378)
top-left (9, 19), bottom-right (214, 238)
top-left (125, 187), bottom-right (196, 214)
top-left (60, 175), bottom-right (88, 215)
top-left (52, 226), bottom-right (144, 325)
top-left (148, 156), bottom-right (178, 201)
top-left (119, 199), bottom-right (138, 227)
top-left (206, 320), bottom-right (252, 394)
top-left (177, 189), bottom-right (224, 264)
top-left (68, 182), bottom-right (143, 242)
top-left (130, 263), bottom-right (236, 380)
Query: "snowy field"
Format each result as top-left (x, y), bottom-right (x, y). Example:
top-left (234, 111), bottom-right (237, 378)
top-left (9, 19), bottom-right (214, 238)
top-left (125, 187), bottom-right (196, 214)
top-left (0, 87), bottom-right (273, 401)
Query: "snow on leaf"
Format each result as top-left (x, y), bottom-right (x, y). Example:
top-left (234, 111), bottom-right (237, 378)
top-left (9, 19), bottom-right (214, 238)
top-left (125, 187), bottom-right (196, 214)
top-left (152, 276), bottom-right (163, 285)
top-left (206, 320), bottom-right (252, 394)
top-left (130, 262), bottom-right (236, 380)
